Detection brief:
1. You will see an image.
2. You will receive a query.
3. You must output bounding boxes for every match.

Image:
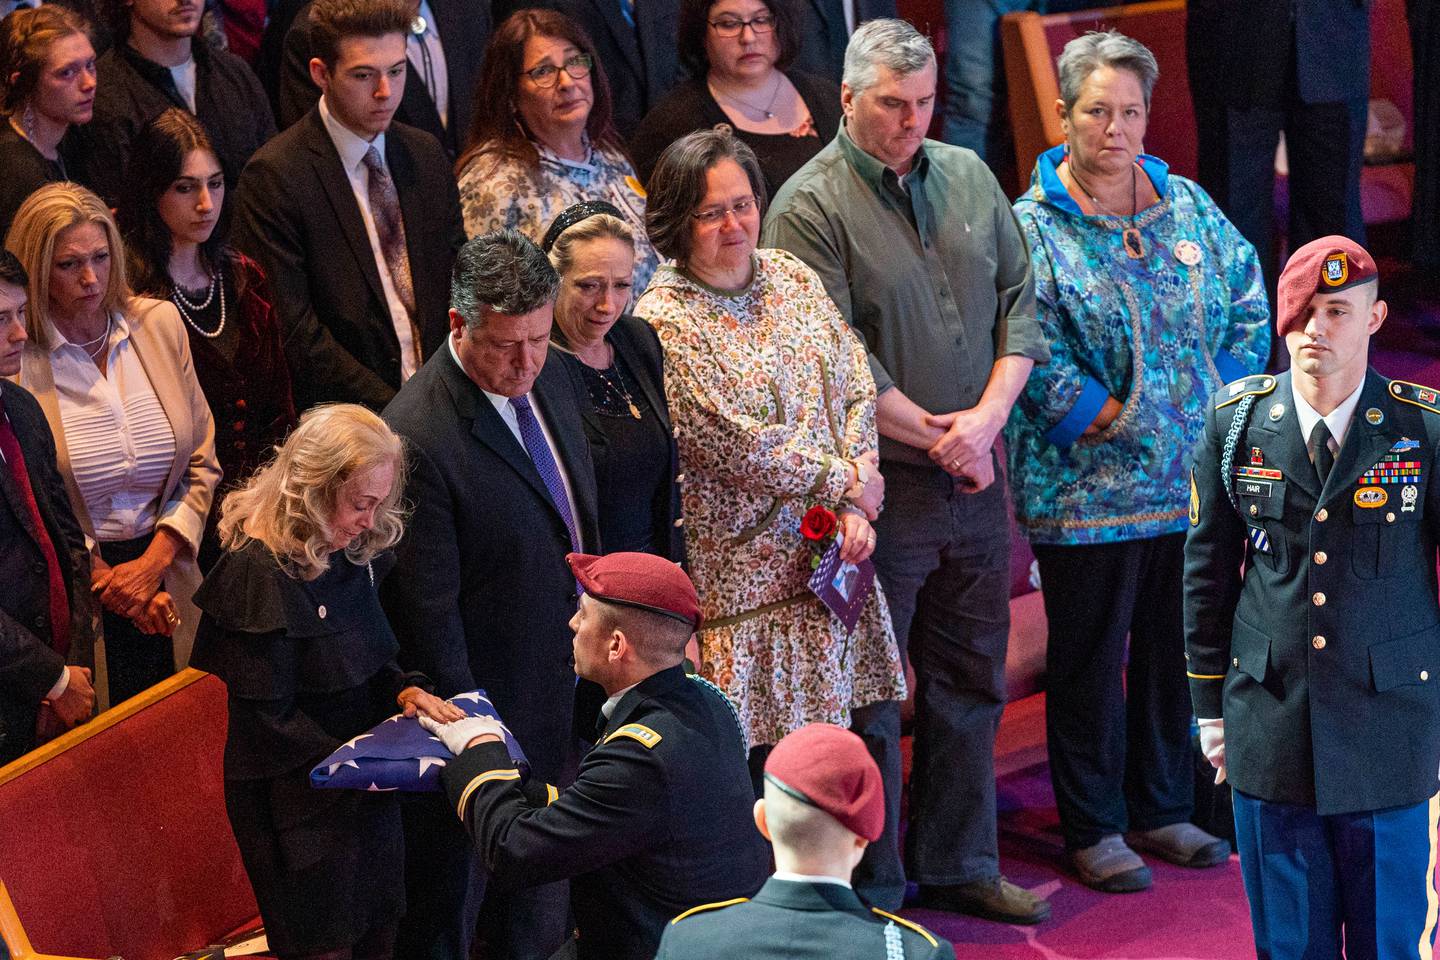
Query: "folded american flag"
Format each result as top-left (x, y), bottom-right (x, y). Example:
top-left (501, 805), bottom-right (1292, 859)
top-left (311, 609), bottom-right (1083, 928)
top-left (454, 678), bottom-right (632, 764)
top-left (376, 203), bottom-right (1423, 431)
top-left (310, 690), bottom-right (528, 792)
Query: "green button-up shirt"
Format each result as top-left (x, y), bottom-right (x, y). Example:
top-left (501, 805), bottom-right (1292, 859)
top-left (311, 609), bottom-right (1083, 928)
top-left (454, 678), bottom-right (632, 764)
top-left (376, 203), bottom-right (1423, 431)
top-left (762, 125), bottom-right (1048, 465)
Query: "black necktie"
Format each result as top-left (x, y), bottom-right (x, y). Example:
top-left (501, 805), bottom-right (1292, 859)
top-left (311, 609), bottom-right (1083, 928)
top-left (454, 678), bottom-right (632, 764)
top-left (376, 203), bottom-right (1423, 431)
top-left (1309, 420), bottom-right (1335, 485)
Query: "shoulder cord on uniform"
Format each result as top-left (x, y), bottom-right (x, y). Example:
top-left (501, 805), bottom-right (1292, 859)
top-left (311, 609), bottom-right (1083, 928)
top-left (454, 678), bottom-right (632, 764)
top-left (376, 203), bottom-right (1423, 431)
top-left (885, 921), bottom-right (905, 960)
top-left (1219, 394), bottom-right (1256, 514)
top-left (688, 673), bottom-right (747, 752)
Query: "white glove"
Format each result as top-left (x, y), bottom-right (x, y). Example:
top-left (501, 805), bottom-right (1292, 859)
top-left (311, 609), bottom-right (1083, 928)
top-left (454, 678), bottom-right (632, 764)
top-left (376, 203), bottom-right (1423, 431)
top-left (1197, 718), bottom-right (1226, 785)
top-left (419, 714), bottom-right (508, 756)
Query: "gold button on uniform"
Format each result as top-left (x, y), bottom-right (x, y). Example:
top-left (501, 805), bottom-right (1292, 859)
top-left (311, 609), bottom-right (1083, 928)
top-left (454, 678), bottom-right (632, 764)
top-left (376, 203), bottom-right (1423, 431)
top-left (318, 605), bottom-right (328, 620)
top-left (1249, 504), bottom-right (1259, 516)
top-left (1313, 592), bottom-right (1326, 606)
top-left (1312, 636), bottom-right (1326, 650)
top-left (1314, 551), bottom-right (1328, 564)
top-left (1315, 508), bottom-right (1329, 522)
top-left (1387, 512), bottom-right (1396, 523)
top-left (1233, 657), bottom-right (1240, 667)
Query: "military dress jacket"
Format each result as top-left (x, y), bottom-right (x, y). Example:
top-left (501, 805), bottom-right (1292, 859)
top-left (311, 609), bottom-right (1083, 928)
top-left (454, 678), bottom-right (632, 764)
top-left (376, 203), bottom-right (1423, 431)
top-left (1185, 368), bottom-right (1440, 815)
top-left (655, 877), bottom-right (955, 960)
top-left (438, 664), bottom-right (771, 960)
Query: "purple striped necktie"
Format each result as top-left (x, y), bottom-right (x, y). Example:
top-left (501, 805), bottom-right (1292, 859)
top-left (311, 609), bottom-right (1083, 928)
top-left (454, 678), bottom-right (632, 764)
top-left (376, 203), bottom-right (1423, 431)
top-left (509, 394), bottom-right (580, 552)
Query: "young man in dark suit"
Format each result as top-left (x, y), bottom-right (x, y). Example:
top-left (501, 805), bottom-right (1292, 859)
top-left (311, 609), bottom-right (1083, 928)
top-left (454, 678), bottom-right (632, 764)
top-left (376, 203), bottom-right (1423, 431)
top-left (0, 251), bottom-right (96, 767)
top-left (231, 0), bottom-right (464, 412)
top-left (382, 230), bottom-right (599, 960)
top-left (275, 0), bottom-right (490, 158)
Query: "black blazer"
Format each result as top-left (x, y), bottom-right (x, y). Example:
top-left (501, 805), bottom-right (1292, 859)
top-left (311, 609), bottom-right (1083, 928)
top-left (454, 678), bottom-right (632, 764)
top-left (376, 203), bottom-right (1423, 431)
top-left (0, 383), bottom-right (95, 765)
top-left (276, 0), bottom-right (490, 158)
top-left (381, 346), bottom-right (600, 782)
top-left (789, 0), bottom-right (898, 85)
top-left (564, 316), bottom-right (684, 563)
top-left (231, 108), bottom-right (465, 412)
top-left (532, 0), bottom-right (684, 139)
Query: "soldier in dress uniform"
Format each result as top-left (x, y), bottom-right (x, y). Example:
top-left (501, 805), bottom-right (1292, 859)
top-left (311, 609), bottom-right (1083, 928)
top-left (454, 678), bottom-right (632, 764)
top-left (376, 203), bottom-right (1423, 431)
top-left (420, 551), bottom-right (770, 960)
top-left (656, 723), bottom-right (954, 960)
top-left (1185, 236), bottom-right (1440, 960)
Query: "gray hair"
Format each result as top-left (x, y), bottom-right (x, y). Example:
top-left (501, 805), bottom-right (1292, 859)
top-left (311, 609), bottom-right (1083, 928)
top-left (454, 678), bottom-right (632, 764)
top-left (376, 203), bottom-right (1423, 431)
top-left (841, 18), bottom-right (935, 94)
top-left (450, 229), bottom-right (560, 328)
top-left (1056, 30), bottom-right (1159, 113)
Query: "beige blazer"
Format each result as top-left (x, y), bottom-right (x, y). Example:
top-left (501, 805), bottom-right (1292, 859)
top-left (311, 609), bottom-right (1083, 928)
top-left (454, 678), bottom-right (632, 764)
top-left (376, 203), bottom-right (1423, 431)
top-left (10, 297), bottom-right (221, 700)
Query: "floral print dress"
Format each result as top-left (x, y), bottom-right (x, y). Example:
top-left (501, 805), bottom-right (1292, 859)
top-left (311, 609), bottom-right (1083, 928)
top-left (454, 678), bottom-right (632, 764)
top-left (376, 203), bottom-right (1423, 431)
top-left (457, 138), bottom-right (661, 295)
top-left (634, 248), bottom-right (906, 748)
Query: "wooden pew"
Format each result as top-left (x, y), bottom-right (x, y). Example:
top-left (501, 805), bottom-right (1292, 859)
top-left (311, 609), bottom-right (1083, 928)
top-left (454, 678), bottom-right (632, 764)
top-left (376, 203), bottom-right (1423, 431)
top-left (0, 670), bottom-right (261, 960)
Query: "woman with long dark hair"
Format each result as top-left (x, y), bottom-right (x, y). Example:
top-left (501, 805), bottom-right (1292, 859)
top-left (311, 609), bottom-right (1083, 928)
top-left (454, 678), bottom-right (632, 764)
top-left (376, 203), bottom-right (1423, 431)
top-left (117, 107), bottom-right (296, 566)
top-left (455, 9), bottom-right (659, 293)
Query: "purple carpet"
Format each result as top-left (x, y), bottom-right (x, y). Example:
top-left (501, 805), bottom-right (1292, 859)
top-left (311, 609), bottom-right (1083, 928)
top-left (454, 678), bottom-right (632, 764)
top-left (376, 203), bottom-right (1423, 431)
top-left (898, 696), bottom-right (1253, 960)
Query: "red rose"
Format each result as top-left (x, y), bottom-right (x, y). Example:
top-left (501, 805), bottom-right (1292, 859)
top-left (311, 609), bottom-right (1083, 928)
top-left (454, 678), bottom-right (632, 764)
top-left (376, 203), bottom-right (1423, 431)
top-left (800, 505), bottom-right (838, 542)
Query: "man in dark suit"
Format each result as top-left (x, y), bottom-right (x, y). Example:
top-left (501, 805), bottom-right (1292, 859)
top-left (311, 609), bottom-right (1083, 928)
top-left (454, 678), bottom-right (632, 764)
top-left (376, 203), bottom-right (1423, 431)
top-left (424, 551), bottom-right (770, 960)
top-left (1186, 237), bottom-right (1440, 959)
top-left (231, 0), bottom-right (464, 412)
top-left (275, 0), bottom-right (489, 158)
top-left (0, 251), bottom-right (97, 767)
top-left (532, 0), bottom-right (683, 139)
top-left (656, 723), bottom-right (952, 960)
top-left (382, 230), bottom-right (599, 960)
top-left (1187, 0), bottom-right (1370, 291)
top-left (790, 0), bottom-right (896, 86)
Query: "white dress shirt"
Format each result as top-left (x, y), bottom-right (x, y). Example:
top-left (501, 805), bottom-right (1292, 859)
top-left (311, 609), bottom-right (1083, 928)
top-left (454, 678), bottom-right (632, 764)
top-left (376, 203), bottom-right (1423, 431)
top-left (1291, 376), bottom-right (1366, 459)
top-left (447, 337), bottom-right (584, 549)
top-left (408, 0), bottom-right (449, 129)
top-left (49, 313), bottom-right (176, 544)
top-left (319, 96), bottom-right (421, 380)
top-left (772, 871), bottom-right (853, 888)
top-left (600, 681), bottom-right (640, 719)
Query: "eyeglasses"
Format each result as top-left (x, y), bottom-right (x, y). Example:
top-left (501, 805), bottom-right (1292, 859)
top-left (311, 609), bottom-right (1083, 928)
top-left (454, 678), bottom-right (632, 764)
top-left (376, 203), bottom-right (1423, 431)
top-left (691, 196), bottom-right (757, 225)
top-left (707, 13), bottom-right (775, 37)
top-left (523, 53), bottom-right (594, 88)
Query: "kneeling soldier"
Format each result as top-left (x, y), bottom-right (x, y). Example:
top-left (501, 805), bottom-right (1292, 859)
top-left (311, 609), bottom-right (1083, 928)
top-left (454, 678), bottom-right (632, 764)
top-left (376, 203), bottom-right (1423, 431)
top-left (422, 552), bottom-right (770, 960)
top-left (657, 723), bottom-right (953, 959)
top-left (1186, 236), bottom-right (1440, 960)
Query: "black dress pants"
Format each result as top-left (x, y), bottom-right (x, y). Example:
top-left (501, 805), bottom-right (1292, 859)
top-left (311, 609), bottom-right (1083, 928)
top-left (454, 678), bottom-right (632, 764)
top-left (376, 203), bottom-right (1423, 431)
top-left (99, 534), bottom-right (176, 704)
top-left (1031, 533), bottom-right (1195, 850)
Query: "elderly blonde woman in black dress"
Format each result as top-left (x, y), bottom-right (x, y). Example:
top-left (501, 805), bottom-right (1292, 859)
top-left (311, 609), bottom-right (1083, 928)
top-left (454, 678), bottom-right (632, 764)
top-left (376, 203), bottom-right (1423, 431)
top-left (190, 404), bottom-right (461, 960)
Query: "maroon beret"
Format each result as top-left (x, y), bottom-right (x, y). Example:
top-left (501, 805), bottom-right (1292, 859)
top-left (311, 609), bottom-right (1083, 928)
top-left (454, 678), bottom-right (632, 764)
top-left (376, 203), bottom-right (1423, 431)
top-left (763, 723), bottom-right (884, 842)
top-left (567, 552), bottom-right (701, 628)
top-left (1276, 235), bottom-right (1379, 337)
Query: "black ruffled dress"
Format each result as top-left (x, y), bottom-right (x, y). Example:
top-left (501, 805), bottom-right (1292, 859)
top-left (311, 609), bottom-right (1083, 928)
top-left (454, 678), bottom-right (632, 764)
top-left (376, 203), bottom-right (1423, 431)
top-left (189, 540), bottom-right (427, 955)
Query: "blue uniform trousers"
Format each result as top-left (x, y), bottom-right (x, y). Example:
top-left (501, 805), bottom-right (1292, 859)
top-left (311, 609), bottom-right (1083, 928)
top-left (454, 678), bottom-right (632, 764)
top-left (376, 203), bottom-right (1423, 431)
top-left (1232, 790), bottom-right (1440, 960)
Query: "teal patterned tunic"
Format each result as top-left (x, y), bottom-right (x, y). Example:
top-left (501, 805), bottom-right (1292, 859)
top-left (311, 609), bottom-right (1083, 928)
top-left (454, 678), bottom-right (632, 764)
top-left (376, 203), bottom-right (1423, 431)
top-left (1006, 144), bottom-right (1270, 545)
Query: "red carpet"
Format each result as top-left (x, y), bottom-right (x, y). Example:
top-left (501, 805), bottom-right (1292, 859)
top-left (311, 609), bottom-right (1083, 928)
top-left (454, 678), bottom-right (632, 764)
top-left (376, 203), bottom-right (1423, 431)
top-left (899, 695), bottom-right (1255, 959)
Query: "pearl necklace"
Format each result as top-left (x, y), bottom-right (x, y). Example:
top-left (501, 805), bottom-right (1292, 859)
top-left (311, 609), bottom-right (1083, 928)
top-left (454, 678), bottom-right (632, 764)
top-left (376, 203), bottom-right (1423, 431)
top-left (172, 265), bottom-right (227, 338)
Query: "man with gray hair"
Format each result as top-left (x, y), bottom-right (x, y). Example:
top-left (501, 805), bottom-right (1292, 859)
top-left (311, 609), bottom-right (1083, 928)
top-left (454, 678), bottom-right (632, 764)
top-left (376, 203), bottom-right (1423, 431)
top-left (383, 229), bottom-right (601, 959)
top-left (763, 18), bottom-right (1051, 924)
